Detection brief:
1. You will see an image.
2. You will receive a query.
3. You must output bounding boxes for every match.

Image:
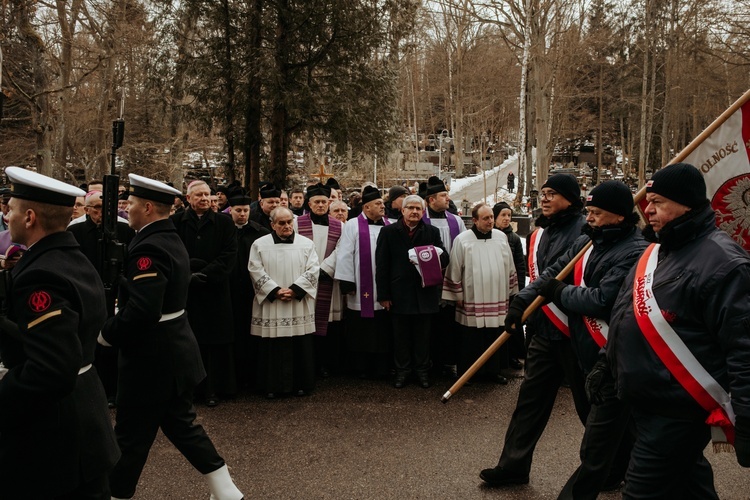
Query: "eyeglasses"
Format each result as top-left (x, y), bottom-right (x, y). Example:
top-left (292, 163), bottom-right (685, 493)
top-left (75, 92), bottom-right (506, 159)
top-left (539, 191), bottom-right (558, 201)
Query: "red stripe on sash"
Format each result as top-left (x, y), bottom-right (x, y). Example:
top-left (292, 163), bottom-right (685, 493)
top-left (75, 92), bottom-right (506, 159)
top-left (633, 244), bottom-right (734, 444)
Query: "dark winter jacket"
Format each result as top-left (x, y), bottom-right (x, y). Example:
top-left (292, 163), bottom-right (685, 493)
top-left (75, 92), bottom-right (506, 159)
top-left (170, 207), bottom-right (237, 344)
top-left (544, 223), bottom-right (647, 372)
top-left (375, 219), bottom-right (449, 315)
top-left (515, 205), bottom-right (586, 340)
top-left (607, 204), bottom-right (750, 421)
top-left (500, 225), bottom-right (526, 291)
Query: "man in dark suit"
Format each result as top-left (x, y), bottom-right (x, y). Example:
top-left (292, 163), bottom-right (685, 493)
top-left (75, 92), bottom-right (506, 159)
top-left (228, 194), bottom-right (269, 391)
top-left (376, 194), bottom-right (449, 389)
top-left (100, 174), bottom-right (243, 500)
top-left (171, 180), bottom-right (238, 406)
top-left (249, 183), bottom-right (281, 231)
top-left (0, 167), bottom-right (119, 499)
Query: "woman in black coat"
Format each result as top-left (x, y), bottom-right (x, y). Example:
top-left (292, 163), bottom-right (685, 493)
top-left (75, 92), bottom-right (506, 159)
top-left (493, 202), bottom-right (526, 370)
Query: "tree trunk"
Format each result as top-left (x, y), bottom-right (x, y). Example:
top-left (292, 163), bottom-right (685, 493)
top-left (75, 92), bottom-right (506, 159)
top-left (595, 65), bottom-right (603, 185)
top-left (269, 0), bottom-right (290, 189)
top-left (637, 5), bottom-right (650, 185)
top-left (220, 0), bottom-right (236, 183)
top-left (17, 1), bottom-right (53, 175)
top-left (243, 0), bottom-right (263, 196)
top-left (55, 0), bottom-right (81, 174)
top-left (515, 0), bottom-right (532, 206)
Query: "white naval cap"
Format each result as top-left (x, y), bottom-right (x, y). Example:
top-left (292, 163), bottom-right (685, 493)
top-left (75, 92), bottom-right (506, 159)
top-left (128, 173), bottom-right (182, 205)
top-left (5, 166), bottom-right (85, 207)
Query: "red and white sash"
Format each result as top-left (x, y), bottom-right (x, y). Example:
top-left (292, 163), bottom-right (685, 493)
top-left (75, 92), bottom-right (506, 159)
top-left (633, 243), bottom-right (735, 450)
top-left (528, 228), bottom-right (570, 336)
top-left (573, 246), bottom-right (608, 348)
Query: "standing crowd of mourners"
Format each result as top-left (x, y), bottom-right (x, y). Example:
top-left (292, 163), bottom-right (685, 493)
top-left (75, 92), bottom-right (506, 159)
top-left (0, 162), bottom-right (748, 499)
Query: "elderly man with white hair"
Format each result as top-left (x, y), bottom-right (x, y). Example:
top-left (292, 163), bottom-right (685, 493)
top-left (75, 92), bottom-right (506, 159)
top-left (170, 180), bottom-right (238, 407)
top-left (376, 194), bottom-right (449, 389)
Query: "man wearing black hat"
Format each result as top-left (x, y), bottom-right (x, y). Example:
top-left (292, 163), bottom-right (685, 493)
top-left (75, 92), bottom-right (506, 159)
top-left (422, 176), bottom-right (466, 380)
top-left (250, 183), bottom-right (282, 231)
top-left (0, 167), bottom-right (119, 498)
top-left (497, 180), bottom-right (647, 497)
top-left (385, 185), bottom-right (409, 220)
top-left (117, 191), bottom-right (130, 219)
top-left (604, 163), bottom-right (750, 498)
top-left (493, 202), bottom-right (526, 371)
top-left (101, 174), bottom-right (243, 500)
top-left (480, 172), bottom-right (587, 487)
top-left (171, 180), bottom-right (238, 407)
top-left (336, 185), bottom-right (393, 378)
top-left (229, 195), bottom-right (269, 390)
top-left (216, 185), bottom-right (231, 212)
top-left (294, 183), bottom-right (344, 377)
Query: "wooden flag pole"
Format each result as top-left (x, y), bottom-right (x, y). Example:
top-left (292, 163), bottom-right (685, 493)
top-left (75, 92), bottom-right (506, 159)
top-left (441, 88), bottom-right (750, 404)
top-left (667, 88), bottom-right (750, 167)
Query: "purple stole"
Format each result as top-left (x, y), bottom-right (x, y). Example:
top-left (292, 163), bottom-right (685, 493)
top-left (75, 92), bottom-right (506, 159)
top-left (422, 211), bottom-right (460, 244)
top-left (357, 213), bottom-right (390, 318)
top-left (414, 245), bottom-right (443, 287)
top-left (297, 214), bottom-right (342, 335)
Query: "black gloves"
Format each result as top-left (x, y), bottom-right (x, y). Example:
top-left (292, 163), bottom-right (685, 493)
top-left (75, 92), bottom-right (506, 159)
top-left (735, 415), bottom-right (750, 467)
top-left (585, 355), bottom-right (610, 405)
top-left (189, 258), bottom-right (208, 272)
top-left (504, 300), bottom-right (526, 335)
top-left (191, 272), bottom-right (208, 285)
top-left (539, 278), bottom-right (566, 305)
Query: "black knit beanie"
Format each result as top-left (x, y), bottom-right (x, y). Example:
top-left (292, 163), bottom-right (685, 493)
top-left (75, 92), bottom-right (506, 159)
top-left (646, 163), bottom-right (708, 208)
top-left (492, 202), bottom-right (512, 219)
top-left (542, 173), bottom-right (580, 205)
top-left (586, 180), bottom-right (633, 218)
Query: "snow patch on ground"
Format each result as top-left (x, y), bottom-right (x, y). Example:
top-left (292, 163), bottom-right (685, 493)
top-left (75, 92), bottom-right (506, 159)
top-left (449, 155), bottom-right (518, 192)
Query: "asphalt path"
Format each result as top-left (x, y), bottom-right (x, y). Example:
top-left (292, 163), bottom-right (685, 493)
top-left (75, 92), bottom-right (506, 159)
top-left (125, 372), bottom-right (749, 499)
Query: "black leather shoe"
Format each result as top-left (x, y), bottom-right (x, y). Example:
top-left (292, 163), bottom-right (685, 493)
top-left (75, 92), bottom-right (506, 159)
top-left (479, 466), bottom-right (529, 486)
top-left (443, 365), bottom-right (458, 379)
top-left (206, 395), bottom-right (219, 407)
top-left (601, 479), bottom-right (623, 491)
top-left (296, 389), bottom-right (306, 397)
top-left (509, 358), bottom-right (524, 370)
top-left (266, 392), bottom-right (276, 400)
top-left (418, 375), bottom-right (431, 389)
top-left (495, 374), bottom-right (509, 385)
top-left (394, 377), bottom-right (406, 389)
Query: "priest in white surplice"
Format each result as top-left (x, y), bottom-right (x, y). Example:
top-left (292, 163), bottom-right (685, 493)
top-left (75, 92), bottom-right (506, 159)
top-left (422, 175), bottom-right (466, 379)
top-left (442, 203), bottom-right (518, 380)
top-left (249, 206), bottom-right (320, 398)
top-left (335, 185), bottom-right (392, 378)
top-left (293, 182), bottom-right (344, 377)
